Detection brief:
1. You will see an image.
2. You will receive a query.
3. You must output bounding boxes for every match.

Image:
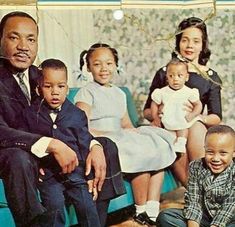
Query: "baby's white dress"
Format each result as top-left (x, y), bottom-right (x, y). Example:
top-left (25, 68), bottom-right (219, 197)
top-left (151, 85), bottom-right (201, 130)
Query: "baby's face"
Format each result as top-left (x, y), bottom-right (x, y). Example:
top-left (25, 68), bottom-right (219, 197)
top-left (204, 133), bottom-right (235, 175)
top-left (166, 63), bottom-right (189, 90)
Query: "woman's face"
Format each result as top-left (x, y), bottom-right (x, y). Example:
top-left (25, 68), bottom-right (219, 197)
top-left (179, 27), bottom-right (203, 64)
top-left (87, 47), bottom-right (116, 86)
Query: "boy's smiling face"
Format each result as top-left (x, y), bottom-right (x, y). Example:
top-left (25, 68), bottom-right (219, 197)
top-left (204, 133), bottom-right (235, 175)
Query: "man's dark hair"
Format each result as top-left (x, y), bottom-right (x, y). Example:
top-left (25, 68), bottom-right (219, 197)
top-left (0, 11), bottom-right (38, 38)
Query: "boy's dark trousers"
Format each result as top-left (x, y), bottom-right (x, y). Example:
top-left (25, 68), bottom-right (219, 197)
top-left (38, 137), bottom-right (126, 227)
top-left (38, 164), bottom-right (101, 227)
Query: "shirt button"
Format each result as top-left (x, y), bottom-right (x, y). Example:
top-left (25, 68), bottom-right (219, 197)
top-left (53, 124), bottom-right (57, 129)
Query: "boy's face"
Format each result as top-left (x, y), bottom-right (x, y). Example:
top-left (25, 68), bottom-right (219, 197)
top-left (0, 16), bottom-right (38, 73)
top-left (40, 68), bottom-right (68, 109)
top-left (166, 63), bottom-right (189, 90)
top-left (205, 133), bottom-right (235, 175)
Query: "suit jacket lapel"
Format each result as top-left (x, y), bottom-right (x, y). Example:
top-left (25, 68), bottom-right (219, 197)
top-left (28, 66), bottom-right (40, 103)
top-left (56, 99), bottom-right (70, 122)
top-left (0, 67), bottom-right (29, 107)
top-left (0, 65), bottom-right (40, 107)
top-left (39, 104), bottom-right (54, 123)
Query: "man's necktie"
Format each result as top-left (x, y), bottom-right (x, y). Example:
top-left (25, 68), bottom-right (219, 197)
top-left (17, 72), bottom-right (30, 101)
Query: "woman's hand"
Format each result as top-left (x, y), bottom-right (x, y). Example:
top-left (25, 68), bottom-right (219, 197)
top-left (185, 112), bottom-right (195, 122)
top-left (151, 117), bottom-right (162, 127)
top-left (183, 100), bottom-right (194, 113)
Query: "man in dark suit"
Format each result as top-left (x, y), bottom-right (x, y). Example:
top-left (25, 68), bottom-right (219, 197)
top-left (0, 11), bottom-right (124, 227)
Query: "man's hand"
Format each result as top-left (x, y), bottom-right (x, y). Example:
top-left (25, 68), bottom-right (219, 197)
top-left (87, 180), bottom-right (98, 201)
top-left (85, 145), bottom-right (106, 192)
top-left (39, 168), bottom-right (45, 182)
top-left (47, 139), bottom-right (78, 174)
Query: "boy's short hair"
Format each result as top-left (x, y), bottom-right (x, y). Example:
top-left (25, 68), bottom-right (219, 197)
top-left (38, 58), bottom-right (68, 84)
top-left (206, 125), bottom-right (235, 139)
top-left (166, 58), bottom-right (188, 72)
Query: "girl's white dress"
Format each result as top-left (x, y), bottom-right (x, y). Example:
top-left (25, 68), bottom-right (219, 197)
top-left (75, 82), bottom-right (176, 173)
top-left (151, 85), bottom-right (201, 130)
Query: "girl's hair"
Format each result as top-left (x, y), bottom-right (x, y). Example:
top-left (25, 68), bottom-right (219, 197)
top-left (79, 43), bottom-right (119, 71)
top-left (173, 17), bottom-right (211, 65)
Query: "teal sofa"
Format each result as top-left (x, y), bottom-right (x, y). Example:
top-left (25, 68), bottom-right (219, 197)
top-left (0, 86), bottom-right (177, 227)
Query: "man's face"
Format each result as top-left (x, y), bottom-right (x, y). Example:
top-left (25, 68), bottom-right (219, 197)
top-left (0, 16), bottom-right (38, 73)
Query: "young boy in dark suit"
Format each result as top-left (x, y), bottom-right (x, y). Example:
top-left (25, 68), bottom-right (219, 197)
top-left (20, 58), bottom-right (123, 227)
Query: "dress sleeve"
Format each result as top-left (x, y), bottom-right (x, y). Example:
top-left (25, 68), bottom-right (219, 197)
top-left (151, 88), bottom-right (162, 104)
top-left (74, 87), bottom-right (93, 106)
top-left (207, 70), bottom-right (222, 119)
top-left (144, 67), bottom-right (167, 110)
top-left (188, 88), bottom-right (200, 103)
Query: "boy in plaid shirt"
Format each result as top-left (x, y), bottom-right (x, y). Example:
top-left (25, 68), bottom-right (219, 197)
top-left (158, 125), bottom-right (235, 227)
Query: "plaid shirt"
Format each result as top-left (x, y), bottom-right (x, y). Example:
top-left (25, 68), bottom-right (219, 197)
top-left (184, 158), bottom-right (235, 226)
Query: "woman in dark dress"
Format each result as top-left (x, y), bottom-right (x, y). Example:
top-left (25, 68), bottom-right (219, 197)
top-left (144, 17), bottom-right (222, 186)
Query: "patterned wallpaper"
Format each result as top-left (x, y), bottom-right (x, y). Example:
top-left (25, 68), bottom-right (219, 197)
top-left (93, 8), bottom-right (235, 127)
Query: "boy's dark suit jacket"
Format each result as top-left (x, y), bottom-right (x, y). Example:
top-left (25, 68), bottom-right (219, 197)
top-left (0, 62), bottom-right (41, 151)
top-left (21, 98), bottom-right (93, 181)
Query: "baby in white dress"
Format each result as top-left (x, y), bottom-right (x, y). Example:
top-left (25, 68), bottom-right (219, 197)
top-left (151, 58), bottom-right (202, 153)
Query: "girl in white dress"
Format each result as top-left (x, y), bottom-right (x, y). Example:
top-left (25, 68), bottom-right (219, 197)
top-left (75, 43), bottom-right (176, 225)
top-left (151, 58), bottom-right (202, 154)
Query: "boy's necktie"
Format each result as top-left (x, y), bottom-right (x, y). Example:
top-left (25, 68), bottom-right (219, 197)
top-left (17, 72), bottom-right (30, 102)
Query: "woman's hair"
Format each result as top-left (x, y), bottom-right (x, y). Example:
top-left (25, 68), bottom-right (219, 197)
top-left (173, 17), bottom-right (211, 65)
top-left (79, 43), bottom-right (119, 71)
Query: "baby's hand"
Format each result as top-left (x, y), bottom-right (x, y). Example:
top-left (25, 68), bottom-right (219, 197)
top-left (87, 180), bottom-right (98, 201)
